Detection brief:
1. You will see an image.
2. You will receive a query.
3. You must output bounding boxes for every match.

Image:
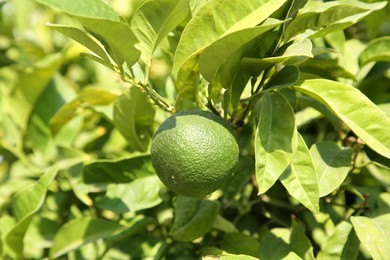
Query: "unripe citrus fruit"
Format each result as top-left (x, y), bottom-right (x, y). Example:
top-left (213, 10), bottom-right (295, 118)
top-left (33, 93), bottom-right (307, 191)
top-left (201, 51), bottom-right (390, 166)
top-left (151, 110), bottom-right (239, 197)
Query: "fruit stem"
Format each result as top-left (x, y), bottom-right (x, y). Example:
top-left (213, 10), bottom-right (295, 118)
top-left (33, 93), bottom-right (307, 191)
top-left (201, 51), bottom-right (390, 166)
top-left (206, 100), bottom-right (221, 117)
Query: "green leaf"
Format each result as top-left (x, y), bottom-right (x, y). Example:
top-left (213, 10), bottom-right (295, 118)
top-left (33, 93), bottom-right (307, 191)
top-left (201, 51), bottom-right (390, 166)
top-left (26, 78), bottom-right (73, 155)
top-left (295, 107), bottom-right (322, 128)
top-left (49, 87), bottom-right (118, 134)
top-left (284, 0), bottom-right (387, 41)
top-left (298, 58), bottom-right (356, 80)
top-left (255, 91), bottom-right (298, 194)
top-left (290, 219), bottom-right (315, 260)
top-left (259, 228), bottom-right (291, 260)
top-left (213, 215), bottom-right (239, 234)
top-left (47, 23), bottom-right (110, 61)
top-left (5, 165), bottom-right (59, 258)
top-left (83, 155), bottom-right (153, 184)
top-left (259, 220), bottom-right (314, 260)
top-left (378, 193), bottom-right (390, 211)
top-left (131, 0), bottom-right (188, 71)
top-left (80, 53), bottom-right (115, 70)
top-left (279, 132), bottom-right (319, 213)
top-left (241, 39), bottom-right (313, 76)
top-left (220, 233), bottom-right (260, 257)
top-left (359, 36), bottom-right (390, 66)
top-left (310, 141), bottom-right (352, 197)
top-left (95, 175), bottom-right (163, 213)
top-left (210, 22), bottom-right (284, 102)
top-left (173, 0), bottom-right (288, 89)
top-left (170, 196), bottom-right (220, 242)
top-left (351, 214), bottom-right (390, 260)
top-left (199, 18), bottom-right (285, 82)
top-left (113, 86), bottom-right (156, 152)
top-left (36, 0), bottom-right (140, 66)
top-left (223, 255), bottom-right (259, 260)
top-left (35, 0), bottom-right (120, 20)
top-left (4, 53), bottom-right (62, 136)
top-left (294, 79), bottom-right (390, 159)
top-left (266, 66), bottom-right (300, 89)
top-left (49, 218), bottom-right (126, 258)
top-left (317, 221), bottom-right (359, 260)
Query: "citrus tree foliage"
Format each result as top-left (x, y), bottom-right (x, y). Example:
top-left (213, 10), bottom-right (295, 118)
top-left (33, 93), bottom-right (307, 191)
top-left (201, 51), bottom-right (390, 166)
top-left (1, 0), bottom-right (390, 259)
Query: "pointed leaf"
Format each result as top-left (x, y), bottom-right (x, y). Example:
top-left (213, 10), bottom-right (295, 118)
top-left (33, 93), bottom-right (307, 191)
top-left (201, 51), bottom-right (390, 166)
top-left (294, 79), bottom-right (390, 159)
top-left (351, 214), bottom-right (390, 260)
top-left (242, 39), bottom-right (313, 76)
top-left (49, 87), bottom-right (118, 134)
top-left (131, 0), bottom-right (188, 69)
top-left (298, 58), bottom-right (356, 80)
top-left (83, 155), bottom-right (153, 184)
top-left (47, 23), bottom-right (109, 61)
top-left (280, 133), bottom-right (319, 213)
top-left (220, 233), bottom-right (260, 257)
top-left (284, 0), bottom-right (387, 41)
top-left (171, 196), bottom-right (220, 242)
top-left (359, 36), bottom-right (390, 66)
top-left (78, 19), bottom-right (140, 66)
top-left (4, 54), bottom-right (62, 134)
top-left (290, 219), bottom-right (315, 260)
top-left (259, 228), bottom-right (291, 260)
top-left (199, 18), bottom-right (285, 82)
top-left (266, 66), bottom-right (300, 89)
top-left (95, 175), bottom-right (163, 213)
top-left (35, 0), bottom-right (120, 20)
top-left (49, 219), bottom-right (126, 258)
top-left (36, 0), bottom-right (140, 66)
top-left (310, 141), bottom-right (352, 197)
top-left (5, 166), bottom-right (59, 257)
top-left (113, 86), bottom-right (156, 152)
top-left (317, 221), bottom-right (359, 260)
top-left (255, 91), bottom-right (298, 194)
top-left (173, 0), bottom-right (287, 89)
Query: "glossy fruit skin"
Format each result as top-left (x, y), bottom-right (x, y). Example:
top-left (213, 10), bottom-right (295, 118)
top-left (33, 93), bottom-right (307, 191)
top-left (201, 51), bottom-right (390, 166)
top-left (151, 110), bottom-right (239, 197)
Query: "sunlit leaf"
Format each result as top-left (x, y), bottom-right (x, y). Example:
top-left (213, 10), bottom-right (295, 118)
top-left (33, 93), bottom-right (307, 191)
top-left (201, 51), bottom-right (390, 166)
top-left (290, 219), bottom-right (315, 260)
top-left (199, 18), bottom-right (285, 82)
top-left (255, 91), bottom-right (297, 194)
top-left (47, 23), bottom-right (110, 61)
top-left (113, 86), bottom-right (155, 152)
top-left (5, 166), bottom-right (59, 258)
top-left (49, 218), bottom-right (126, 258)
top-left (83, 155), bottom-right (153, 184)
top-left (279, 132), bottom-right (319, 213)
top-left (95, 175), bottom-right (163, 213)
top-left (49, 87), bottom-right (118, 134)
top-left (241, 39), bottom-right (313, 76)
top-left (284, 0), bottom-right (387, 41)
top-left (171, 196), bottom-right (220, 242)
top-left (359, 36), bottom-right (390, 66)
top-left (35, 0), bottom-right (140, 66)
top-left (131, 0), bottom-right (188, 73)
top-left (310, 141), bottom-right (352, 197)
top-left (35, 0), bottom-right (120, 20)
top-left (259, 228), bottom-right (291, 260)
top-left (173, 0), bottom-right (287, 91)
top-left (351, 214), bottom-right (390, 260)
top-left (4, 53), bottom-right (62, 136)
top-left (317, 221), bottom-right (359, 260)
top-left (295, 107), bottom-right (323, 128)
top-left (294, 79), bottom-right (390, 159)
